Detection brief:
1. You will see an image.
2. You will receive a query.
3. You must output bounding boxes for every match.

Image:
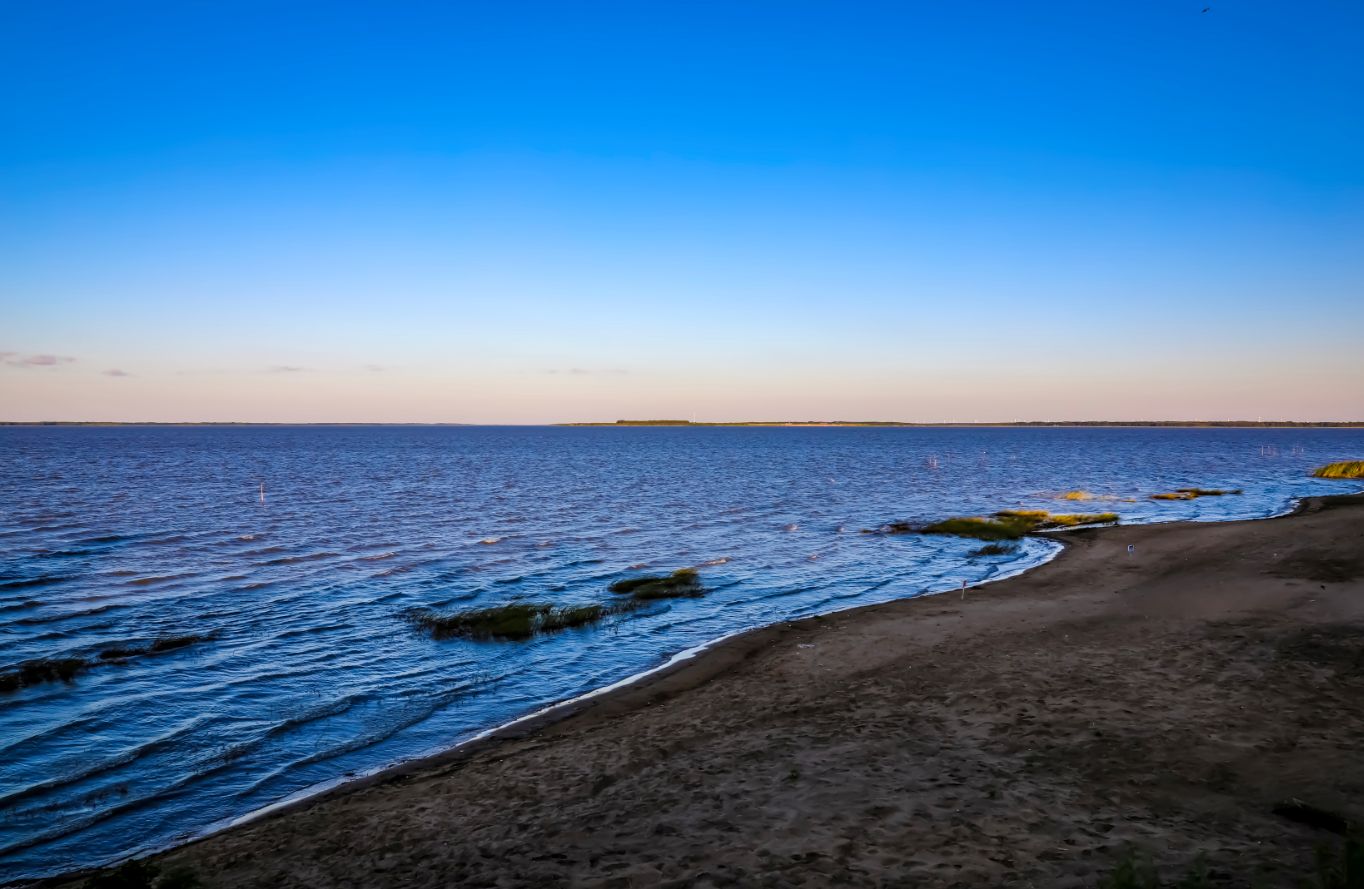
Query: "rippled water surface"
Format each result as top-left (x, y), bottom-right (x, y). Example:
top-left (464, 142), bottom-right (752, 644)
top-left (2, 425), bottom-right (1362, 879)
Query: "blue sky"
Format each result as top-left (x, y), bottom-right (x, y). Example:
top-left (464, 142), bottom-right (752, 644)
top-left (2, 0), bottom-right (1361, 422)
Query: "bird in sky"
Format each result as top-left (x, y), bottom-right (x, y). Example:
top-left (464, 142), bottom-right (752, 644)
top-left (1202, 6), bottom-right (1210, 10)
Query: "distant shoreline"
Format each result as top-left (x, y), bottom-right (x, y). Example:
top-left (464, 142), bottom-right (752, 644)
top-left (3, 421), bottom-right (1362, 428)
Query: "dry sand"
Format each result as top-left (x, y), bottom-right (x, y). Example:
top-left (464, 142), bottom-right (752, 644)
top-left (70, 494), bottom-right (1364, 888)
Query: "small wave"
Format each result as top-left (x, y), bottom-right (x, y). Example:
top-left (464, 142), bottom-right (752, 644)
top-left (359, 551), bottom-right (397, 561)
top-left (15, 603), bottom-right (123, 624)
top-left (0, 575), bottom-right (75, 591)
top-left (35, 549), bottom-right (93, 559)
top-left (257, 552), bottom-right (341, 566)
top-left (697, 558), bottom-right (729, 567)
top-left (478, 538), bottom-right (502, 545)
top-left (756, 585), bottom-right (818, 600)
top-left (126, 574), bottom-right (194, 586)
top-left (783, 524), bottom-right (798, 531)
top-left (267, 695), bottom-right (361, 736)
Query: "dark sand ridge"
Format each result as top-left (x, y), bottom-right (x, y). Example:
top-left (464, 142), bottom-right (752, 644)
top-left (51, 494), bottom-right (1364, 889)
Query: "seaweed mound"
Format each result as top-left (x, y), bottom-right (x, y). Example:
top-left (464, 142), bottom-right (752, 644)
top-left (0, 657), bottom-right (87, 692)
top-left (919, 510), bottom-right (1119, 541)
top-left (1312, 461), bottom-right (1364, 479)
top-left (609, 568), bottom-right (707, 600)
top-left (922, 516), bottom-right (1035, 541)
top-left (969, 542), bottom-right (1019, 557)
top-left (1150, 488), bottom-right (1242, 501)
top-left (408, 601), bottom-right (646, 641)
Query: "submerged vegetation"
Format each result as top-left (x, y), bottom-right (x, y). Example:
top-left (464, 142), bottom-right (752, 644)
top-left (0, 634), bottom-right (212, 693)
top-left (0, 657), bottom-right (87, 692)
top-left (408, 602), bottom-right (642, 641)
top-left (410, 570), bottom-right (710, 642)
top-left (1312, 461), bottom-right (1364, 480)
top-left (608, 568), bottom-right (707, 600)
top-left (968, 542), bottom-right (1019, 557)
top-left (1150, 488), bottom-right (1243, 501)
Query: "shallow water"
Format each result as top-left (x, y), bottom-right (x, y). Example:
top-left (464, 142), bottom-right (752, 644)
top-left (1, 425), bottom-right (1361, 879)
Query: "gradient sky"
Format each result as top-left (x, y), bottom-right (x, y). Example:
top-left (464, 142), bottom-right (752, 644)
top-left (2, 0), bottom-right (1361, 423)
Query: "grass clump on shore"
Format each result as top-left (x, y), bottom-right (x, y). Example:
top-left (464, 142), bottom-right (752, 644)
top-left (1313, 461), bottom-right (1364, 480)
top-left (609, 568), bottom-right (707, 600)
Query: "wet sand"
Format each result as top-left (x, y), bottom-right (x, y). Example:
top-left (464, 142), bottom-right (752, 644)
top-left (67, 494), bottom-right (1364, 888)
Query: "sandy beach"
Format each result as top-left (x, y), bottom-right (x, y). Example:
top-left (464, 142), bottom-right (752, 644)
top-left (61, 492), bottom-right (1364, 888)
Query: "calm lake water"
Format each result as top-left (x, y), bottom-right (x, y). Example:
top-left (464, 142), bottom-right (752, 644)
top-left (2, 425), bottom-right (1362, 879)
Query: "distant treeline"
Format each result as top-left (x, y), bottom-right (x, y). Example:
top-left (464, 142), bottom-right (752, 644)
top-left (0, 421), bottom-right (471, 426)
top-left (4, 420), bottom-right (1361, 428)
top-left (560, 420), bottom-right (1364, 428)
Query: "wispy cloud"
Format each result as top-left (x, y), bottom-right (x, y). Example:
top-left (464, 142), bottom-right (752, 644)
top-left (365, 364), bottom-right (385, 372)
top-left (543, 367), bottom-right (628, 375)
top-left (3, 353), bottom-right (75, 368)
top-left (267, 365), bottom-right (304, 373)
top-left (102, 369), bottom-right (132, 377)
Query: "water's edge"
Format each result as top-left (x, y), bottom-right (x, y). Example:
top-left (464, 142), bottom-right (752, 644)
top-left (160, 487), bottom-right (1361, 863)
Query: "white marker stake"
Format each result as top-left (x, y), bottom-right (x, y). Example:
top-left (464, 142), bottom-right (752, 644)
top-left (261, 483), bottom-right (265, 506)
top-left (961, 580), bottom-right (967, 600)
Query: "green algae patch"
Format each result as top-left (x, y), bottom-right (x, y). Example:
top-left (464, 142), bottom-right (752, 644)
top-left (1312, 461), bottom-right (1364, 479)
top-left (1045, 513), bottom-right (1120, 527)
top-left (610, 568), bottom-right (707, 600)
top-left (996, 509), bottom-right (1117, 529)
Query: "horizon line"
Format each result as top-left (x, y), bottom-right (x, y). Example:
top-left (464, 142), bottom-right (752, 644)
top-left (3, 421), bottom-right (1364, 429)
